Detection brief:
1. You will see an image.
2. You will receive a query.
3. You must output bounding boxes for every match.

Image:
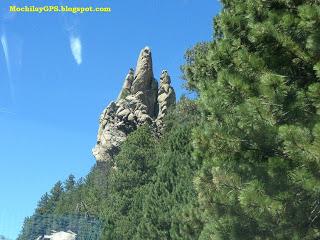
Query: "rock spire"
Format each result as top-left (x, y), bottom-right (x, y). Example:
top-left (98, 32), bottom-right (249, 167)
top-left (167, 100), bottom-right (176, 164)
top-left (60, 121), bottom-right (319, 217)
top-left (92, 47), bottom-right (175, 162)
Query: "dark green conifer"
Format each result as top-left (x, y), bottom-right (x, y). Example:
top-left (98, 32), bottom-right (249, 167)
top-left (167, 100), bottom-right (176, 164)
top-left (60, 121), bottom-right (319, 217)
top-left (184, 0), bottom-right (320, 239)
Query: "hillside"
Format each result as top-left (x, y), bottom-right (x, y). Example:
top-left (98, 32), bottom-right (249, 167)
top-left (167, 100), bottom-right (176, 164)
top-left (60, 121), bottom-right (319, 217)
top-left (18, 1), bottom-right (320, 239)
top-left (18, 97), bottom-right (200, 239)
top-left (18, 46), bottom-right (200, 239)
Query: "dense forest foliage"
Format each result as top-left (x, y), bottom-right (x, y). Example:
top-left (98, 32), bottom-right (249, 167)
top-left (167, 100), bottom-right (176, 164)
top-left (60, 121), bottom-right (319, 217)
top-left (19, 0), bottom-right (320, 239)
top-left (18, 98), bottom-right (201, 240)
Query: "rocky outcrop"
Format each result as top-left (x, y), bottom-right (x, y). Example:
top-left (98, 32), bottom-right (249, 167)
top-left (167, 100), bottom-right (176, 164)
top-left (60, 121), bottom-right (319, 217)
top-left (92, 47), bottom-right (176, 162)
top-left (117, 68), bottom-right (134, 100)
top-left (156, 70), bottom-right (176, 131)
top-left (131, 47), bottom-right (159, 118)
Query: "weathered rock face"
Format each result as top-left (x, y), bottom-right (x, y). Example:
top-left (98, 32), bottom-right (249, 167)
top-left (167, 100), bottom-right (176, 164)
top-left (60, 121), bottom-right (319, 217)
top-left (156, 70), bottom-right (176, 131)
top-left (131, 47), bottom-right (158, 118)
top-left (92, 47), bottom-right (175, 162)
top-left (117, 68), bottom-right (134, 100)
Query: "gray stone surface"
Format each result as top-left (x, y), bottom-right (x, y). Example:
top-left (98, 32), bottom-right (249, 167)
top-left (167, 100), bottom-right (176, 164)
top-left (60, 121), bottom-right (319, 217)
top-left (156, 70), bottom-right (176, 131)
top-left (131, 46), bottom-right (158, 117)
top-left (92, 47), bottom-right (176, 162)
top-left (117, 68), bottom-right (134, 100)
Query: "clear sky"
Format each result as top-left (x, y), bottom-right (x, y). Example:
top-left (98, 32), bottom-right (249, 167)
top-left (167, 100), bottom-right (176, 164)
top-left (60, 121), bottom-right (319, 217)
top-left (0, 0), bottom-right (220, 239)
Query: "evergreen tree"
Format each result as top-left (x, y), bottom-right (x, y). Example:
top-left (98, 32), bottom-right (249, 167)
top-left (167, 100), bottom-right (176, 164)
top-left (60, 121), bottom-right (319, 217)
top-left (101, 125), bottom-right (157, 240)
top-left (64, 174), bottom-right (76, 192)
top-left (36, 193), bottom-right (50, 215)
top-left (136, 99), bottom-right (203, 240)
top-left (50, 181), bottom-right (64, 202)
top-left (46, 181), bottom-right (64, 213)
top-left (184, 0), bottom-right (320, 239)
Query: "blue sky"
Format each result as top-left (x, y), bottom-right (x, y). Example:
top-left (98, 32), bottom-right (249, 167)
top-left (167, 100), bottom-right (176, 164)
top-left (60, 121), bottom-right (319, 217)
top-left (0, 0), bottom-right (220, 238)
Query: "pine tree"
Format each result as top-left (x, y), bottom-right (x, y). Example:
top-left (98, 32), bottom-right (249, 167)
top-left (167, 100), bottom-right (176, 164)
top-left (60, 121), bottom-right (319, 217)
top-left (136, 99), bottom-right (203, 240)
top-left (50, 181), bottom-right (64, 202)
top-left (36, 193), bottom-right (50, 215)
top-left (101, 125), bottom-right (157, 240)
top-left (64, 174), bottom-right (76, 192)
top-left (184, 0), bottom-right (320, 239)
top-left (46, 181), bottom-right (64, 213)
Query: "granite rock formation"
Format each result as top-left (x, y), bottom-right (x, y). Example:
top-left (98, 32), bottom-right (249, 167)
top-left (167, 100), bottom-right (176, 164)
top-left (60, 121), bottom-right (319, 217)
top-left (92, 47), bottom-right (176, 162)
top-left (156, 70), bottom-right (176, 131)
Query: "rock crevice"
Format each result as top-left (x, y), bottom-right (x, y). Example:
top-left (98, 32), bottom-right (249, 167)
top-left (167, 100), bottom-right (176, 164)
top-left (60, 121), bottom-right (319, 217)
top-left (93, 47), bottom-right (175, 162)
